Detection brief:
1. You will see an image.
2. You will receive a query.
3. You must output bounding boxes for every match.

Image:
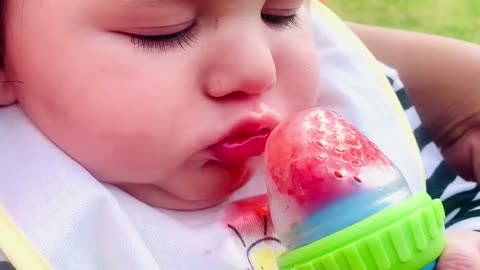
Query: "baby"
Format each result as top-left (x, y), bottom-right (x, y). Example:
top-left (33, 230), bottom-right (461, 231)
top-left (0, 0), bottom-right (479, 269)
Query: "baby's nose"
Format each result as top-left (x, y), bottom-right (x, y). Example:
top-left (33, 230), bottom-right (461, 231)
top-left (202, 29), bottom-right (277, 99)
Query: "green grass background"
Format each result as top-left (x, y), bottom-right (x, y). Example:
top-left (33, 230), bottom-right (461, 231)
top-left (327, 0), bottom-right (480, 44)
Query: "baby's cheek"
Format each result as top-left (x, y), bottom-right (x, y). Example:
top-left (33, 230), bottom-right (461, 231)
top-left (272, 42), bottom-right (321, 114)
top-left (37, 92), bottom-right (181, 185)
top-left (269, 12), bottom-right (320, 113)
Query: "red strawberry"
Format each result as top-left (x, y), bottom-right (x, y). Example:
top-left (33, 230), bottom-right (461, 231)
top-left (265, 108), bottom-right (393, 211)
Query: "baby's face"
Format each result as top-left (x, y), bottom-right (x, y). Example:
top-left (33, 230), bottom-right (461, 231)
top-left (3, 0), bottom-right (320, 209)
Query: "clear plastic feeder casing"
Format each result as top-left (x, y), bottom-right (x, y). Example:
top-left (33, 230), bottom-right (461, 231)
top-left (265, 109), bottom-right (413, 250)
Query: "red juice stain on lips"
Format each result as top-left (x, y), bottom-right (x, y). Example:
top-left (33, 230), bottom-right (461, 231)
top-left (211, 128), bottom-right (271, 166)
top-left (265, 108), bottom-right (391, 208)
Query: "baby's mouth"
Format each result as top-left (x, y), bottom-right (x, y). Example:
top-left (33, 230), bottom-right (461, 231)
top-left (210, 127), bottom-right (271, 166)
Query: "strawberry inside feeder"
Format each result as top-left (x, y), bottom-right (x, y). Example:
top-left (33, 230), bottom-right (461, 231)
top-left (265, 108), bottom-right (412, 250)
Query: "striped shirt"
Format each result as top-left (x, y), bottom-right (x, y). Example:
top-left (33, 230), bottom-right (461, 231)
top-left (384, 66), bottom-right (480, 232)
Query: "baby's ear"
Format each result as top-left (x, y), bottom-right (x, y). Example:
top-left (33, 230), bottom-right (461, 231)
top-left (0, 70), bottom-right (17, 106)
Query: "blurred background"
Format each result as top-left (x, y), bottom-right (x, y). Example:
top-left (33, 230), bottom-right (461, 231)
top-left (327, 0), bottom-right (480, 44)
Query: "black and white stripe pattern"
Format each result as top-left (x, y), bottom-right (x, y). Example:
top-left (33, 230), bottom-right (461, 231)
top-left (386, 68), bottom-right (480, 231)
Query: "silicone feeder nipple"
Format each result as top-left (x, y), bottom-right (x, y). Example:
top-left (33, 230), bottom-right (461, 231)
top-left (265, 108), bottom-right (412, 249)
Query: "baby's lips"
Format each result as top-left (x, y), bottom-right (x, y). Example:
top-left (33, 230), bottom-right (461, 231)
top-left (210, 128), bottom-right (270, 166)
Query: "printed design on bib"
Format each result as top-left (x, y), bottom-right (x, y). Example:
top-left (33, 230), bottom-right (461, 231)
top-left (224, 195), bottom-right (285, 270)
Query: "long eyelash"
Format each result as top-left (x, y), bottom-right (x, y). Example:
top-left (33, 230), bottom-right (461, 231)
top-left (130, 24), bottom-right (197, 52)
top-left (262, 14), bottom-right (300, 28)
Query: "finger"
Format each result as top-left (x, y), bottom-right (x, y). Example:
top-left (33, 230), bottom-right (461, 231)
top-left (436, 248), bottom-right (480, 270)
top-left (442, 129), bottom-right (478, 181)
top-left (473, 139), bottom-right (480, 182)
top-left (436, 232), bottom-right (480, 270)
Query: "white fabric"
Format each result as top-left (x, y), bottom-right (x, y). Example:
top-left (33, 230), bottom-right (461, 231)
top-left (0, 6), bottom-right (424, 270)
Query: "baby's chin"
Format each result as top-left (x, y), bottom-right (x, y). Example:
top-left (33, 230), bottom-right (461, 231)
top-left (118, 181), bottom-right (245, 210)
top-left (117, 162), bottom-right (256, 210)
